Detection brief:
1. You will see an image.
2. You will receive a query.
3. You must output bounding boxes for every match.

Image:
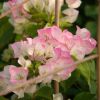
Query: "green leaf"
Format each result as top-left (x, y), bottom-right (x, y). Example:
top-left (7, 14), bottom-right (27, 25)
top-left (74, 92), bottom-right (95, 100)
top-left (85, 21), bottom-right (97, 38)
top-left (60, 70), bottom-right (80, 94)
top-left (0, 96), bottom-right (8, 100)
top-left (31, 12), bottom-right (48, 22)
top-left (0, 61), bottom-right (7, 70)
top-left (84, 5), bottom-right (97, 19)
top-left (24, 22), bottom-right (44, 38)
top-left (60, 21), bottom-right (72, 29)
top-left (0, 3), bottom-right (3, 13)
top-left (0, 17), bottom-right (14, 52)
top-left (15, 34), bottom-right (24, 41)
top-left (2, 47), bottom-right (13, 62)
top-left (24, 23), bottom-right (37, 37)
top-left (33, 86), bottom-right (53, 100)
top-left (18, 94), bottom-right (33, 100)
top-left (77, 60), bottom-right (96, 94)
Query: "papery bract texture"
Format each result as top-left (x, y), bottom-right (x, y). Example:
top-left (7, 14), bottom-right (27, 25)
top-left (39, 48), bottom-right (76, 83)
top-left (11, 25), bottom-right (96, 62)
top-left (0, 25), bottom-right (97, 98)
top-left (65, 0), bottom-right (81, 8)
top-left (9, 66), bottom-right (28, 84)
top-left (62, 8), bottom-right (79, 23)
top-left (3, 0), bottom-right (29, 19)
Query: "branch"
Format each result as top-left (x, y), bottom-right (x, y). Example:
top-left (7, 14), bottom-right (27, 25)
top-left (0, 54), bottom-right (98, 96)
top-left (97, 0), bottom-right (100, 99)
top-left (54, 0), bottom-right (60, 93)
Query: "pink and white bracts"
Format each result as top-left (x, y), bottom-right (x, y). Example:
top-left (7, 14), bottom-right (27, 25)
top-left (10, 26), bottom-right (96, 83)
top-left (0, 26), bottom-right (96, 98)
top-left (62, 0), bottom-right (81, 23)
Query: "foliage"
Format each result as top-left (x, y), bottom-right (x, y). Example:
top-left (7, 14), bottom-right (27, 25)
top-left (0, 0), bottom-right (98, 99)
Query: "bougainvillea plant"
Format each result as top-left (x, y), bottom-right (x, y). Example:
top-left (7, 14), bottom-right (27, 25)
top-left (2, 0), bottom-right (81, 34)
top-left (0, 25), bottom-right (96, 98)
top-left (0, 0), bottom-right (97, 100)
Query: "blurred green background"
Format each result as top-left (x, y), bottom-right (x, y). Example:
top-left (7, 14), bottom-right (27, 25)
top-left (0, 0), bottom-right (98, 100)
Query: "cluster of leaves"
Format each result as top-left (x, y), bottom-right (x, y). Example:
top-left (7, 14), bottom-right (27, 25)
top-left (0, 0), bottom-right (98, 100)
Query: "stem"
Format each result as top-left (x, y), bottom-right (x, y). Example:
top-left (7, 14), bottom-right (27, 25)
top-left (97, 0), bottom-right (100, 100)
top-left (55, 0), bottom-right (60, 27)
top-left (54, 0), bottom-right (60, 93)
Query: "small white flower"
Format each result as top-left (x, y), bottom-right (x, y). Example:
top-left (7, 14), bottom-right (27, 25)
top-left (62, 8), bottom-right (79, 23)
top-left (18, 56), bottom-right (31, 68)
top-left (53, 93), bottom-right (63, 100)
top-left (66, 0), bottom-right (81, 8)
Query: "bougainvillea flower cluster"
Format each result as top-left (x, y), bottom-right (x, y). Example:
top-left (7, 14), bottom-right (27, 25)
top-left (3, 0), bottom-right (29, 19)
top-left (11, 26), bottom-right (96, 83)
top-left (0, 65), bottom-right (37, 98)
top-left (2, 0), bottom-right (81, 35)
top-left (0, 26), bottom-right (96, 98)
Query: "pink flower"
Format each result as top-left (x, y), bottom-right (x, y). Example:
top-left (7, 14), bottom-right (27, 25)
top-left (3, 0), bottom-right (29, 20)
top-left (53, 48), bottom-right (76, 81)
top-left (0, 65), bottom-right (22, 90)
top-left (70, 26), bottom-right (97, 60)
top-left (29, 37), bottom-right (47, 58)
top-left (38, 27), bottom-right (53, 40)
top-left (38, 26), bottom-right (70, 49)
top-left (9, 66), bottom-right (28, 84)
top-left (10, 41), bottom-right (29, 58)
top-left (37, 26), bottom-right (96, 60)
top-left (76, 26), bottom-right (91, 39)
top-left (10, 26), bottom-right (96, 64)
top-left (65, 0), bottom-right (81, 8)
top-left (38, 26), bottom-right (67, 53)
top-left (10, 38), bottom-right (35, 58)
top-left (0, 66), bottom-right (11, 87)
top-left (39, 49), bottom-right (76, 83)
top-left (0, 26), bottom-right (97, 97)
top-left (38, 26), bottom-right (73, 53)
top-left (52, 29), bottom-right (75, 50)
top-left (70, 40), bottom-right (96, 60)
top-left (0, 65), bottom-right (37, 98)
